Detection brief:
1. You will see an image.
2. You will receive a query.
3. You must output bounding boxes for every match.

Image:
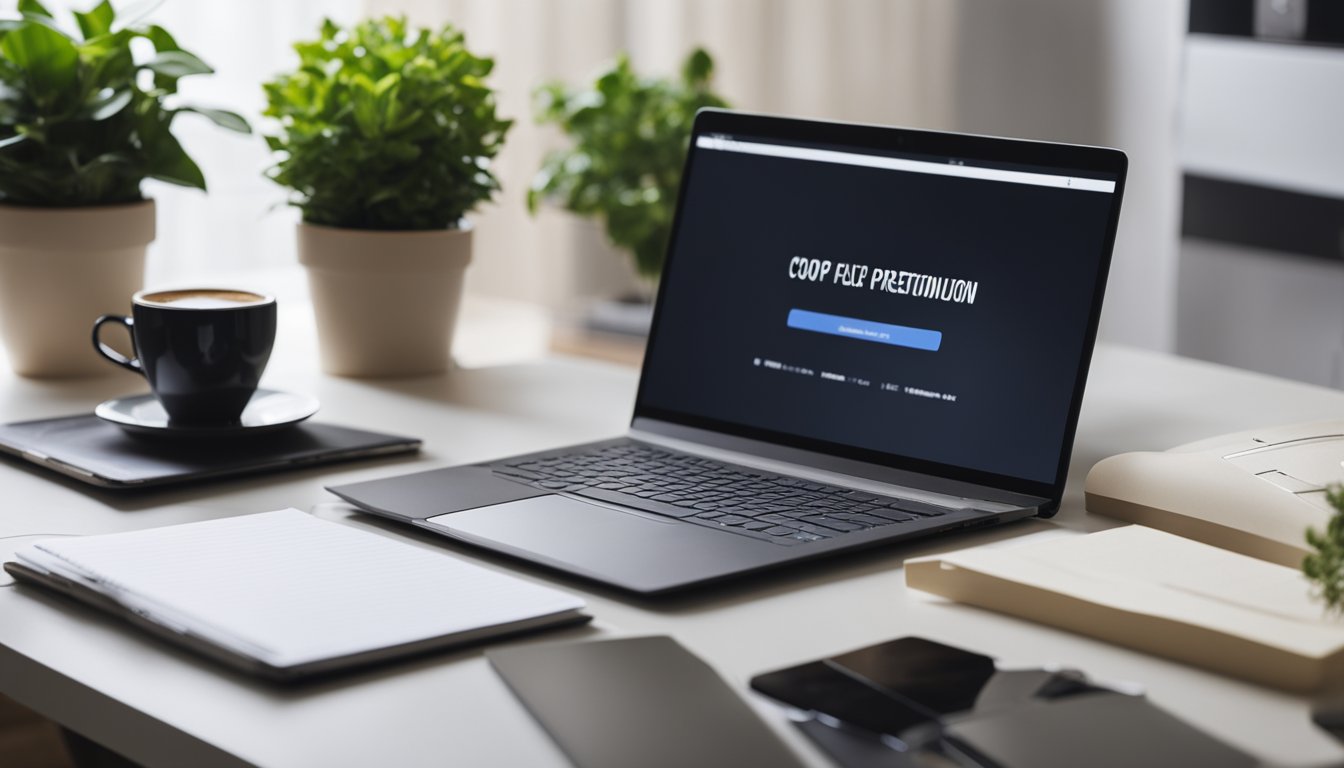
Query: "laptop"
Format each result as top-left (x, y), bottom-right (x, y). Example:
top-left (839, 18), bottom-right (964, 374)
top-left (330, 109), bottom-right (1128, 595)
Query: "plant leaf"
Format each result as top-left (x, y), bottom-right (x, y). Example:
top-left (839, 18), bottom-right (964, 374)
top-left (77, 30), bottom-right (136, 89)
top-left (374, 72), bottom-right (399, 98)
top-left (144, 129), bottom-right (206, 190)
top-left (261, 16), bottom-right (513, 229)
top-left (0, 19), bottom-right (78, 109)
top-left (16, 0), bottom-right (53, 19)
top-left (74, 0), bottom-right (115, 40)
top-left (529, 47), bottom-right (727, 277)
top-left (143, 50), bottom-right (213, 78)
top-left (1305, 483), bottom-right (1344, 614)
top-left (177, 106), bottom-right (251, 134)
top-left (0, 133), bottom-right (26, 150)
top-left (681, 47), bottom-right (713, 84)
top-left (86, 88), bottom-right (132, 120)
top-left (144, 24), bottom-right (179, 52)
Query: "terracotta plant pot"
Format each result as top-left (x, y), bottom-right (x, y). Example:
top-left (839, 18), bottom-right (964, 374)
top-left (297, 222), bottom-right (472, 377)
top-left (0, 201), bottom-right (153, 377)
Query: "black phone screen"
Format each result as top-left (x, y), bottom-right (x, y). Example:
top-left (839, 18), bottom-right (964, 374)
top-left (826, 636), bottom-right (997, 716)
top-left (750, 637), bottom-right (997, 737)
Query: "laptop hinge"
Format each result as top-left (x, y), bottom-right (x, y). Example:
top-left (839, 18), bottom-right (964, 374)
top-left (628, 419), bottom-right (1043, 514)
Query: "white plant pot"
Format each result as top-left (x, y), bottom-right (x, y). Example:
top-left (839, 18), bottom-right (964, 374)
top-left (0, 201), bottom-right (153, 377)
top-left (297, 222), bottom-right (472, 377)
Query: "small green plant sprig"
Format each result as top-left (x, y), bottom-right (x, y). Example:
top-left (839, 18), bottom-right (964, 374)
top-left (0, 0), bottom-right (250, 206)
top-left (1304, 484), bottom-right (1344, 614)
top-left (529, 48), bottom-right (729, 280)
top-left (262, 17), bottom-right (512, 231)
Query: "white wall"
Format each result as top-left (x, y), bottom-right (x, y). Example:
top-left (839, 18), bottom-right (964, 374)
top-left (1179, 239), bottom-right (1344, 387)
top-left (1182, 35), bottom-right (1344, 199)
top-left (946, 0), bottom-right (1188, 352)
top-left (1174, 34), bottom-right (1344, 386)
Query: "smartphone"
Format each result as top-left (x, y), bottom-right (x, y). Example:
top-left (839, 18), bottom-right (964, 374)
top-left (826, 637), bottom-right (997, 717)
top-left (751, 659), bottom-right (934, 737)
top-left (750, 637), bottom-right (996, 738)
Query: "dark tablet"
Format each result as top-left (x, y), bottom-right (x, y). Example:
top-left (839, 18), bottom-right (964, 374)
top-left (0, 415), bottom-right (421, 489)
top-left (489, 636), bottom-right (805, 768)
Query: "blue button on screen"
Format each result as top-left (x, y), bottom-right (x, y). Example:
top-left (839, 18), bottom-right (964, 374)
top-left (787, 309), bottom-right (942, 351)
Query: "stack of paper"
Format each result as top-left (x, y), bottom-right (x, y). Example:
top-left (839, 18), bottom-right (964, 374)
top-left (5, 509), bottom-right (588, 680)
top-left (906, 525), bottom-right (1344, 692)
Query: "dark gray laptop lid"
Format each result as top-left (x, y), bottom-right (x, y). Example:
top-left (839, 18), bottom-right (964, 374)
top-left (632, 110), bottom-right (1127, 514)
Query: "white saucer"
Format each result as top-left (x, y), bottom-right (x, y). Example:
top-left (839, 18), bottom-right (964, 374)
top-left (95, 389), bottom-right (320, 438)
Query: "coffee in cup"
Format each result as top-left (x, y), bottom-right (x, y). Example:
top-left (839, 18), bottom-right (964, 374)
top-left (93, 288), bottom-right (277, 424)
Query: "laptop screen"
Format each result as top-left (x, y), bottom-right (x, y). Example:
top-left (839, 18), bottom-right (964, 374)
top-left (635, 111), bottom-right (1126, 501)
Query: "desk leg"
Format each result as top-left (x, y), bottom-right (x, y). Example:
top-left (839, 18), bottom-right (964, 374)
top-left (0, 692), bottom-right (74, 768)
top-left (60, 728), bottom-right (141, 768)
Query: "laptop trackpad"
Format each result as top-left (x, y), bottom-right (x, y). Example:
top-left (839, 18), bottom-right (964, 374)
top-left (424, 495), bottom-right (787, 594)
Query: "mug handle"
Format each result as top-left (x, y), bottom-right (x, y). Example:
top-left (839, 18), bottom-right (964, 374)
top-left (92, 314), bottom-right (142, 374)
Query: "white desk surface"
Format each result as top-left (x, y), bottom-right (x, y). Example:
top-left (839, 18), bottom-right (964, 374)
top-left (1, 311), bottom-right (1342, 767)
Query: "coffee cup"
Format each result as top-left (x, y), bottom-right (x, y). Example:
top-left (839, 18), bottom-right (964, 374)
top-left (92, 288), bottom-right (277, 425)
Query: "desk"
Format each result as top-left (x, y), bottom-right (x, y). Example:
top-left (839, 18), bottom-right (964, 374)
top-left (2, 330), bottom-right (1343, 766)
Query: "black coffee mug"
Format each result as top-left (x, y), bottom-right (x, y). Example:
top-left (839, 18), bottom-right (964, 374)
top-left (93, 289), bottom-right (278, 425)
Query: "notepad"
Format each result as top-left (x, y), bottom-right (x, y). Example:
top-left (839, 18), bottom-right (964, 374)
top-left (4, 509), bottom-right (589, 680)
top-left (906, 525), bottom-right (1344, 692)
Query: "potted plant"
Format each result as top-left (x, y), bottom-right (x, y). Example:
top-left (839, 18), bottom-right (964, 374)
top-left (1305, 485), bottom-right (1344, 613)
top-left (528, 47), bottom-right (728, 332)
top-left (0, 0), bottom-right (249, 377)
top-left (263, 17), bottom-right (511, 377)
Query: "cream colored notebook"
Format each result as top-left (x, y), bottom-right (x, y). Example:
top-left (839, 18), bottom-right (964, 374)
top-left (906, 525), bottom-right (1344, 692)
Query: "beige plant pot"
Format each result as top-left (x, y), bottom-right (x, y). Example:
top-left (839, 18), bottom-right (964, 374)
top-left (0, 201), bottom-right (153, 377)
top-left (298, 222), bottom-right (472, 377)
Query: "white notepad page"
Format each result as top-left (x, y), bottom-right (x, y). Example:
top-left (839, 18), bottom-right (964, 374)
top-left (16, 509), bottom-right (585, 668)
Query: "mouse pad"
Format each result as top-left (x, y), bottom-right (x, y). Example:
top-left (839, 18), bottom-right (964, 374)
top-left (0, 414), bottom-right (420, 488)
top-left (488, 635), bottom-right (805, 768)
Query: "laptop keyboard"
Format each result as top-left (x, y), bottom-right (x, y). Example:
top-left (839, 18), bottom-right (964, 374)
top-left (494, 442), bottom-right (951, 546)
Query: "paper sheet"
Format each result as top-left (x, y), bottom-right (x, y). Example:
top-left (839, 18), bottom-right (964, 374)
top-left (17, 509), bottom-right (584, 667)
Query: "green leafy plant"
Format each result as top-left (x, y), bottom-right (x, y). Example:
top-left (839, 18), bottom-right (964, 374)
top-left (529, 48), bottom-right (729, 280)
top-left (0, 0), bottom-right (250, 206)
top-left (262, 17), bottom-right (511, 231)
top-left (1305, 484), bottom-right (1344, 614)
